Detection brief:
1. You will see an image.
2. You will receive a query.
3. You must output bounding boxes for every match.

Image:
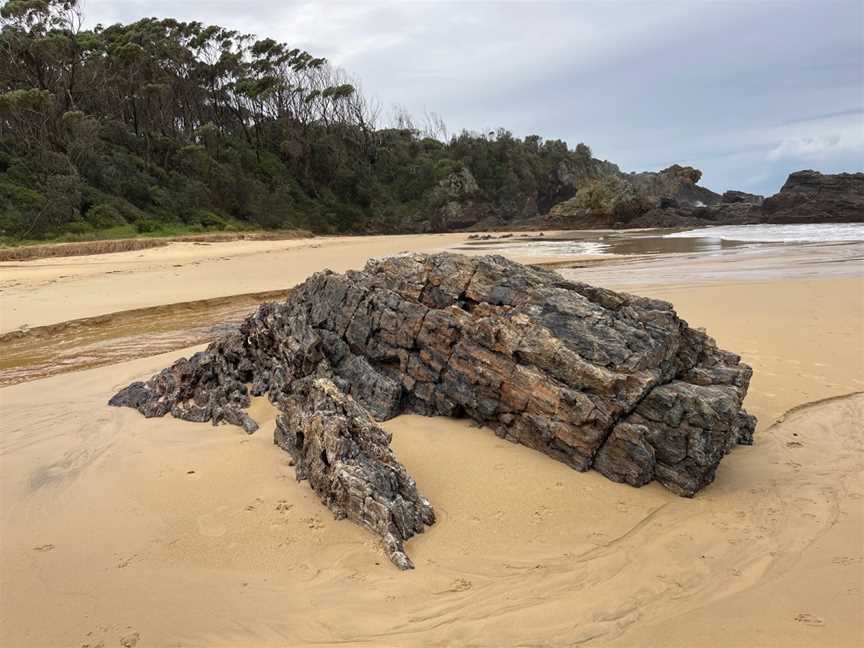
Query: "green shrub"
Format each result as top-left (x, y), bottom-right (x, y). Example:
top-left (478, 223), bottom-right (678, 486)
top-left (85, 203), bottom-right (126, 228)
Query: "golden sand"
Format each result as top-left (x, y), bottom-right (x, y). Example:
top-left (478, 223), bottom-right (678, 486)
top-left (0, 233), bottom-right (466, 333)
top-left (1, 234), bottom-right (861, 647)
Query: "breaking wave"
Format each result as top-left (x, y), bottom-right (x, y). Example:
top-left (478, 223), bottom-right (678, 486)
top-left (665, 223), bottom-right (864, 243)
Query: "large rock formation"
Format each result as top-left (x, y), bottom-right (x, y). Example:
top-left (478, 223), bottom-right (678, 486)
top-left (626, 164), bottom-right (722, 208)
top-left (110, 253), bottom-right (755, 567)
top-left (409, 153), bottom-right (621, 233)
top-left (545, 165), bottom-right (725, 228)
top-left (537, 169), bottom-right (861, 231)
top-left (761, 170), bottom-right (864, 223)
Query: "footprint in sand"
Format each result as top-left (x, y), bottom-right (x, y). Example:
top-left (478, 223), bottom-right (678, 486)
top-left (245, 497), bottom-right (264, 512)
top-left (303, 516), bottom-right (324, 530)
top-left (794, 613), bottom-right (824, 627)
top-left (116, 555), bottom-right (136, 568)
top-left (436, 578), bottom-right (473, 594)
top-left (197, 513), bottom-right (227, 537)
top-left (120, 631), bottom-right (140, 647)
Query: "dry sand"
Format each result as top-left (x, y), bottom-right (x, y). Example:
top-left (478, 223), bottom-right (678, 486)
top-left (1, 234), bottom-right (862, 647)
top-left (0, 233), bottom-right (467, 333)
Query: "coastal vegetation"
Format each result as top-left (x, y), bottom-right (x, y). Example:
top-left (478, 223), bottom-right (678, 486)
top-left (0, 0), bottom-right (607, 243)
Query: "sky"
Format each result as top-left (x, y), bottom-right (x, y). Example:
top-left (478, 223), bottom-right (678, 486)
top-left (84, 0), bottom-right (863, 196)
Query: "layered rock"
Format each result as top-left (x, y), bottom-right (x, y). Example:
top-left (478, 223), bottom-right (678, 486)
top-left (110, 253), bottom-right (756, 566)
top-left (275, 377), bottom-right (435, 569)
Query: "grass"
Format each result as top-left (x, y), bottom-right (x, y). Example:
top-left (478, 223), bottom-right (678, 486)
top-left (0, 222), bottom-right (250, 248)
top-left (0, 228), bottom-right (314, 262)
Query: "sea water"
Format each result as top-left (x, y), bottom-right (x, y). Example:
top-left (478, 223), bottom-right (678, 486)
top-left (664, 223), bottom-right (864, 243)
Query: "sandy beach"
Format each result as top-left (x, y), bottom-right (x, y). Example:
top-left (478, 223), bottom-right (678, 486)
top-left (1, 232), bottom-right (862, 647)
top-left (0, 234), bottom-right (467, 334)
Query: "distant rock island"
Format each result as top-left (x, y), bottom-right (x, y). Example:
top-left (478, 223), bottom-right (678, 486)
top-left (110, 253), bottom-right (755, 568)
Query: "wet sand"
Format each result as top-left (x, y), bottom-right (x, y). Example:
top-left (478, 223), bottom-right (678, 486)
top-left (1, 232), bottom-right (862, 647)
top-left (0, 289), bottom-right (295, 387)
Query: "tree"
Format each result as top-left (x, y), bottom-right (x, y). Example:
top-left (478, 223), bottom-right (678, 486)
top-left (0, 1), bottom-right (610, 241)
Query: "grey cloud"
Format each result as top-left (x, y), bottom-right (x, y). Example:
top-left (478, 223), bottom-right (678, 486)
top-left (84, 0), bottom-right (863, 195)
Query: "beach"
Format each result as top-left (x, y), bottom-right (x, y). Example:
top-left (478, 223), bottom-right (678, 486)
top-left (1, 229), bottom-right (862, 647)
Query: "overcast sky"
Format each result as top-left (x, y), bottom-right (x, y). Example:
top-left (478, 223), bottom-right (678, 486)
top-left (84, 0), bottom-right (863, 195)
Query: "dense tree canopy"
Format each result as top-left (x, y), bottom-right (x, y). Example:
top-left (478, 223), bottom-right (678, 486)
top-left (0, 1), bottom-right (612, 240)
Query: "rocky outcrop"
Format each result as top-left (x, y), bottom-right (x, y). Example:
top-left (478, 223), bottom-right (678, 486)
top-left (761, 170), bottom-right (864, 223)
top-left (545, 164), bottom-right (724, 228)
top-left (274, 377), bottom-right (435, 569)
top-left (539, 157), bottom-right (622, 213)
top-left (423, 168), bottom-right (487, 231)
top-left (624, 201), bottom-right (762, 229)
top-left (627, 164), bottom-right (722, 208)
top-left (541, 170), bottom-right (860, 231)
top-left (409, 154), bottom-right (621, 233)
top-left (110, 253), bottom-right (755, 567)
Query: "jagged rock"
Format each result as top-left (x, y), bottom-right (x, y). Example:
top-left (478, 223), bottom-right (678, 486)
top-left (545, 165), bottom-right (724, 228)
top-left (627, 164), bottom-right (722, 208)
top-left (762, 170), bottom-right (864, 223)
top-left (625, 170), bottom-right (862, 229)
top-left (110, 253), bottom-right (756, 565)
top-left (274, 377), bottom-right (434, 569)
top-left (540, 169), bottom-right (861, 231)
